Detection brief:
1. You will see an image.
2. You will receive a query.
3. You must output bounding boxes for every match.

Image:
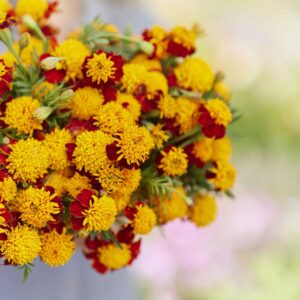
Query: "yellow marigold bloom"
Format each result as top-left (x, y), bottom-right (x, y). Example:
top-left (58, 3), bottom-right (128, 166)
top-left (170, 26), bottom-right (197, 51)
top-left (205, 99), bottom-right (232, 126)
top-left (192, 137), bottom-right (213, 162)
top-left (175, 97), bottom-right (200, 134)
top-left (130, 54), bottom-right (162, 71)
top-left (174, 57), bottom-right (214, 92)
top-left (85, 52), bottom-right (116, 84)
top-left (82, 195), bottom-right (117, 232)
top-left (121, 64), bottom-right (148, 94)
top-left (144, 25), bottom-right (167, 58)
top-left (17, 187), bottom-right (60, 228)
top-left (2, 96), bottom-right (43, 135)
top-left (0, 177), bottom-right (17, 202)
top-left (33, 81), bottom-right (55, 98)
top-left (214, 81), bottom-right (231, 102)
top-left (109, 191), bottom-right (131, 212)
top-left (7, 138), bottom-right (49, 182)
top-left (93, 102), bottom-right (135, 135)
top-left (0, 225), bottom-right (41, 265)
top-left (45, 172), bottom-right (66, 197)
top-left (211, 137), bottom-right (232, 162)
top-left (98, 243), bottom-right (131, 270)
top-left (144, 71), bottom-right (168, 100)
top-left (69, 87), bottom-right (104, 120)
top-left (159, 146), bottom-right (188, 177)
top-left (44, 128), bottom-right (72, 171)
top-left (16, 0), bottom-right (48, 20)
top-left (116, 125), bottom-right (154, 165)
top-left (73, 130), bottom-right (113, 174)
top-left (158, 95), bottom-right (177, 119)
top-left (97, 165), bottom-right (141, 194)
top-left (150, 123), bottom-right (169, 149)
top-left (64, 172), bottom-right (92, 198)
top-left (188, 194), bottom-right (217, 226)
top-left (52, 39), bottom-right (89, 81)
top-left (152, 187), bottom-right (188, 223)
top-left (0, 0), bottom-right (12, 12)
top-left (209, 161), bottom-right (236, 191)
top-left (116, 93), bottom-right (141, 122)
top-left (40, 230), bottom-right (75, 267)
top-left (132, 204), bottom-right (157, 235)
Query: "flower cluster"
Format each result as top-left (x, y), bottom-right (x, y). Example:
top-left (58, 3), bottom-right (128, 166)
top-left (0, 0), bottom-right (237, 279)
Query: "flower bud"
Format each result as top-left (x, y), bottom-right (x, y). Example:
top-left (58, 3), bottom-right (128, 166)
top-left (33, 106), bottom-right (53, 120)
top-left (59, 89), bottom-right (74, 103)
top-left (139, 41), bottom-right (155, 56)
top-left (18, 32), bottom-right (31, 52)
top-left (41, 56), bottom-right (62, 70)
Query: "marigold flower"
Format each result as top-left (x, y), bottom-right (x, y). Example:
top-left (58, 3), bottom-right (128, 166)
top-left (125, 202), bottom-right (157, 235)
top-left (0, 0), bottom-right (12, 13)
top-left (16, 0), bottom-right (48, 20)
top-left (43, 128), bottom-right (72, 171)
top-left (68, 87), bottom-right (104, 120)
top-left (121, 64), bottom-right (148, 94)
top-left (2, 96), bottom-right (43, 135)
top-left (98, 243), bottom-right (131, 270)
top-left (167, 26), bottom-right (197, 57)
top-left (116, 93), bottom-right (141, 122)
top-left (84, 227), bottom-right (141, 273)
top-left (207, 160), bottom-right (236, 191)
top-left (0, 225), bottom-right (41, 265)
top-left (211, 137), bottom-right (232, 162)
top-left (7, 138), bottom-right (49, 182)
top-left (17, 186), bottom-right (61, 228)
top-left (150, 123), bottom-right (169, 149)
top-left (82, 50), bottom-right (123, 86)
top-left (158, 95), bottom-right (177, 119)
top-left (158, 146), bottom-right (188, 177)
top-left (64, 172), bottom-right (92, 198)
top-left (51, 39), bottom-right (89, 81)
top-left (0, 176), bottom-right (16, 202)
top-left (73, 130), bottom-right (113, 174)
top-left (93, 102), bottom-right (135, 135)
top-left (152, 187), bottom-right (188, 223)
top-left (174, 57), bottom-right (214, 92)
top-left (114, 125), bottom-right (154, 166)
top-left (40, 230), bottom-right (75, 267)
top-left (199, 99), bottom-right (232, 139)
top-left (192, 137), bottom-right (213, 163)
top-left (142, 71), bottom-right (168, 101)
top-left (70, 189), bottom-right (117, 232)
top-left (45, 172), bottom-right (66, 197)
top-left (130, 54), bottom-right (162, 71)
top-left (33, 81), bottom-right (55, 98)
top-left (142, 25), bottom-right (167, 58)
top-left (175, 97), bottom-right (200, 134)
top-left (97, 165), bottom-right (141, 194)
top-left (109, 191), bottom-right (131, 212)
top-left (188, 194), bottom-right (217, 226)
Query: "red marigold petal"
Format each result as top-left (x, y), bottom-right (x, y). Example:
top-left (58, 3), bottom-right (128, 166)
top-left (92, 259), bottom-right (108, 274)
top-left (76, 189), bottom-right (93, 206)
top-left (71, 216), bottom-right (84, 231)
top-left (70, 201), bottom-right (84, 217)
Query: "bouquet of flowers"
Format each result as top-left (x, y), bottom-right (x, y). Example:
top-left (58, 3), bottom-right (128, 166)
top-left (0, 0), bottom-right (237, 280)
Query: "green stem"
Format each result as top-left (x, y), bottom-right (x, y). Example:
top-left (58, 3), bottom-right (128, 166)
top-left (168, 125), bottom-right (201, 145)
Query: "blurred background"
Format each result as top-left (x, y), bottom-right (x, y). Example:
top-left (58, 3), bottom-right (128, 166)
top-left (2, 0), bottom-right (300, 299)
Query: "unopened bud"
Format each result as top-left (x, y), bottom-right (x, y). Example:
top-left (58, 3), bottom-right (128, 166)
top-left (3, 137), bottom-right (10, 145)
top-left (18, 32), bottom-right (31, 52)
top-left (139, 41), bottom-right (155, 56)
top-left (33, 106), bottom-right (53, 120)
top-left (59, 89), bottom-right (74, 103)
top-left (41, 56), bottom-right (62, 70)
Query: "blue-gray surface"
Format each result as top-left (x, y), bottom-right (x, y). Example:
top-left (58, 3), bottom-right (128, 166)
top-left (0, 251), bottom-right (139, 300)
